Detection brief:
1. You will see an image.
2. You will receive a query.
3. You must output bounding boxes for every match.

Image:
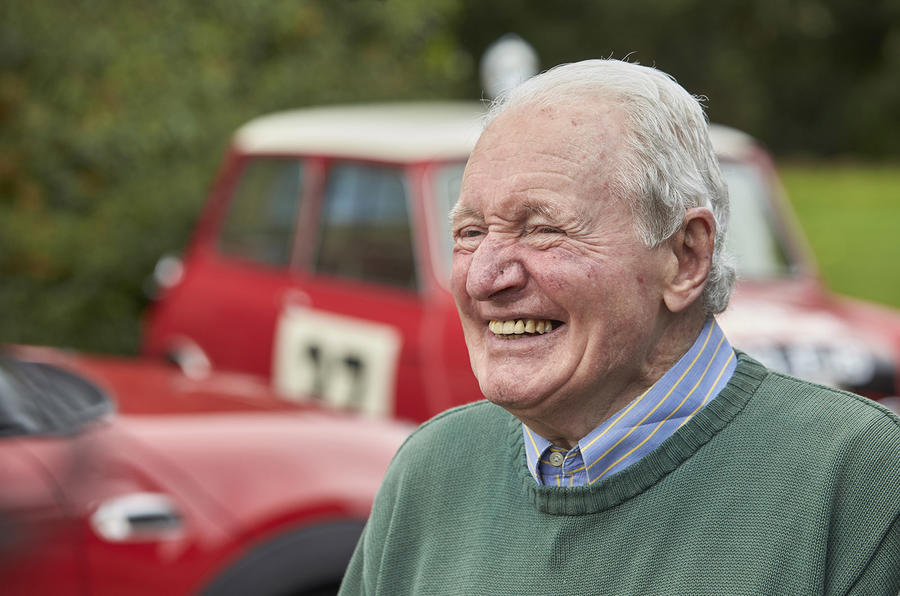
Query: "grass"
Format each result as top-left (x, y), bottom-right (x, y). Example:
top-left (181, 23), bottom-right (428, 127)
top-left (778, 163), bottom-right (900, 309)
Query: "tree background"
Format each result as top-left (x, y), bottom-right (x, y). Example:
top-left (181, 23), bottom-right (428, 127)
top-left (2, 0), bottom-right (898, 354)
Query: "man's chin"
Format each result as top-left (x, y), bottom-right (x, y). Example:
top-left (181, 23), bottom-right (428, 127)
top-left (479, 380), bottom-right (554, 413)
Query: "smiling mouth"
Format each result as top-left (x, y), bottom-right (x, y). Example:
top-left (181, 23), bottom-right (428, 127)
top-left (488, 318), bottom-right (560, 339)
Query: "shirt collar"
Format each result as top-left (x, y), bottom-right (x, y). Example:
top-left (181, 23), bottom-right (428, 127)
top-left (523, 317), bottom-right (736, 485)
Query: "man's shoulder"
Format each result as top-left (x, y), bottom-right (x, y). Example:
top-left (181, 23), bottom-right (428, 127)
top-left (739, 360), bottom-right (900, 468)
top-left (732, 352), bottom-right (897, 427)
top-left (412, 399), bottom-right (512, 443)
top-left (757, 366), bottom-right (899, 430)
top-left (390, 400), bottom-right (514, 466)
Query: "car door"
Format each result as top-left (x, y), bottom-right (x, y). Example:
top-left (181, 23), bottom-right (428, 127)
top-left (155, 154), bottom-right (430, 421)
top-left (272, 160), bottom-right (428, 421)
top-left (169, 154), bottom-right (318, 380)
top-left (0, 440), bottom-right (85, 595)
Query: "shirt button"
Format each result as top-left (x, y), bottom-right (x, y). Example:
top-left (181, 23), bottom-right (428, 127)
top-left (549, 452), bottom-right (565, 467)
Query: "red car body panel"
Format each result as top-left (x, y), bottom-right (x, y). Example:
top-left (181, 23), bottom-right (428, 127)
top-left (1, 346), bottom-right (409, 595)
top-left (1, 439), bottom-right (86, 595)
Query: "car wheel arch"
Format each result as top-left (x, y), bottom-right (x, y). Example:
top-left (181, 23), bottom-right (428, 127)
top-left (197, 518), bottom-right (365, 596)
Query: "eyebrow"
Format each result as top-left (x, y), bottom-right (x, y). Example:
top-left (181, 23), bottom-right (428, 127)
top-left (450, 198), bottom-right (590, 228)
top-left (449, 203), bottom-right (483, 227)
top-left (521, 200), bottom-right (563, 220)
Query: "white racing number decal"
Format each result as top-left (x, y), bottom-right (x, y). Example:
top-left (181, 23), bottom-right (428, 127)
top-left (272, 306), bottom-right (402, 416)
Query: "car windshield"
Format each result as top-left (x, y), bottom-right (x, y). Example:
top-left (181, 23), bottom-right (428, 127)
top-left (0, 359), bottom-right (113, 437)
top-left (431, 158), bottom-right (795, 280)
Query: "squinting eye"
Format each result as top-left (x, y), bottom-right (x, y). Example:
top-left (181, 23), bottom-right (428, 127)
top-left (456, 227), bottom-right (483, 239)
top-left (453, 226), bottom-right (485, 250)
top-left (535, 226), bottom-right (563, 234)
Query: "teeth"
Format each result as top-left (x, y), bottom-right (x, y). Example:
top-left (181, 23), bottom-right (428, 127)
top-left (488, 319), bottom-right (556, 337)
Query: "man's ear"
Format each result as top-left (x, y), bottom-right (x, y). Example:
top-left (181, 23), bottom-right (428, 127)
top-left (662, 207), bottom-right (716, 313)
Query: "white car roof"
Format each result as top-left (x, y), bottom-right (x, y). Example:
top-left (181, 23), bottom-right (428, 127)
top-left (233, 101), bottom-right (759, 163)
top-left (233, 102), bottom-right (487, 162)
top-left (708, 124), bottom-right (759, 161)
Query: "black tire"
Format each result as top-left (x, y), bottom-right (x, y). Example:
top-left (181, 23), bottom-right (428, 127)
top-left (198, 519), bottom-right (365, 596)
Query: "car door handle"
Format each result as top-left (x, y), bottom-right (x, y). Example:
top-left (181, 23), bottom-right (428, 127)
top-left (90, 492), bottom-right (183, 542)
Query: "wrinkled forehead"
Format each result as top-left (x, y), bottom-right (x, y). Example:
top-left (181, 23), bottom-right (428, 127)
top-left (457, 100), bottom-right (630, 211)
top-left (474, 100), bottom-right (627, 174)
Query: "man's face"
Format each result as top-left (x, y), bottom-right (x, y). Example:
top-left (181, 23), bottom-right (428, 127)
top-left (450, 102), bottom-right (672, 420)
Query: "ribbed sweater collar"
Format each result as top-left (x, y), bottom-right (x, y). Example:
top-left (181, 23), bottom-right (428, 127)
top-left (509, 352), bottom-right (768, 515)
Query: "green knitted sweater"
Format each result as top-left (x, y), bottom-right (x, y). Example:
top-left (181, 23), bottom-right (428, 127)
top-left (340, 354), bottom-right (900, 595)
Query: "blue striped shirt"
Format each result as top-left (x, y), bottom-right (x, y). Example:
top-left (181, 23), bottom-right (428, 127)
top-left (524, 317), bottom-right (736, 486)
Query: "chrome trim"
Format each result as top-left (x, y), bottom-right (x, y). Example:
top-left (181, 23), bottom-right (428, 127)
top-left (90, 492), bottom-right (183, 542)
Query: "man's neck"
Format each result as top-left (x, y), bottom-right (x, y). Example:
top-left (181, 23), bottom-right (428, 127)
top-left (513, 310), bottom-right (709, 449)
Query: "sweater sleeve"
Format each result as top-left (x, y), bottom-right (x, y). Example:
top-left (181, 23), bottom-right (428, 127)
top-left (338, 519), bottom-right (380, 596)
top-left (338, 464), bottom-right (401, 596)
top-left (338, 441), bottom-right (407, 596)
top-left (337, 525), bottom-right (368, 596)
top-left (338, 405), bottom-right (452, 596)
top-left (825, 405), bottom-right (900, 595)
top-left (338, 401), bottom-right (495, 595)
top-left (845, 511), bottom-right (900, 596)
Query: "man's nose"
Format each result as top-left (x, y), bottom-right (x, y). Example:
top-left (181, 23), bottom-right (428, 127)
top-left (465, 236), bottom-right (527, 300)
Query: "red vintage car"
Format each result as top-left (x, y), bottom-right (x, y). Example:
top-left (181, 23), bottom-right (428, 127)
top-left (0, 345), bottom-right (410, 596)
top-left (141, 102), bottom-right (900, 419)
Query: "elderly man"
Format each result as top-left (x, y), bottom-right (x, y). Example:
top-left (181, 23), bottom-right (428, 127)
top-left (339, 60), bottom-right (899, 595)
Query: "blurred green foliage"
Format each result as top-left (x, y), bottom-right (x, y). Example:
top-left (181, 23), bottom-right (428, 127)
top-left (1, 0), bottom-right (469, 353)
top-left (1, 0), bottom-right (898, 354)
top-left (781, 165), bottom-right (900, 309)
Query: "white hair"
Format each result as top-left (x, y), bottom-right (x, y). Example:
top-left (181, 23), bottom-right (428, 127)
top-left (486, 59), bottom-right (736, 314)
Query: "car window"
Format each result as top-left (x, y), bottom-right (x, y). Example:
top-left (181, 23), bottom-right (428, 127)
top-left (720, 160), bottom-right (792, 277)
top-left (219, 157), bottom-right (305, 267)
top-left (315, 163), bottom-right (417, 290)
top-left (0, 360), bottom-right (112, 437)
